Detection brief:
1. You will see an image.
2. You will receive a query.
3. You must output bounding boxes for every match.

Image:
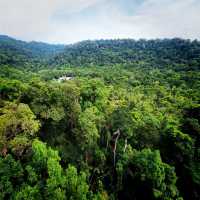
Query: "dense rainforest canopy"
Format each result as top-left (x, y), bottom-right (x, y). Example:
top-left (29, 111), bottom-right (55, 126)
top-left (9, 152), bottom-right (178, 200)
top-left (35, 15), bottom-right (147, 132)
top-left (0, 35), bottom-right (200, 200)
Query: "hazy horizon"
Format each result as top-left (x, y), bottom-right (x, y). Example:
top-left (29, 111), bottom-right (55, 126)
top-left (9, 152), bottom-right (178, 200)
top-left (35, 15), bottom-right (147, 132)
top-left (1, 33), bottom-right (199, 46)
top-left (0, 0), bottom-right (200, 44)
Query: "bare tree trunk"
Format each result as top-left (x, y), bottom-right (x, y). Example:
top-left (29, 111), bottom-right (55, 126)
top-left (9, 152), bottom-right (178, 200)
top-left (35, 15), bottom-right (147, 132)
top-left (112, 129), bottom-right (120, 167)
top-left (85, 151), bottom-right (89, 165)
top-left (106, 131), bottom-right (110, 150)
top-left (123, 138), bottom-right (127, 153)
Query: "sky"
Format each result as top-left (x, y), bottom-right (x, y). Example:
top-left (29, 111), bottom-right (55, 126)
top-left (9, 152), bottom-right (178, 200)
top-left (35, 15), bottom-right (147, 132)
top-left (0, 0), bottom-right (200, 44)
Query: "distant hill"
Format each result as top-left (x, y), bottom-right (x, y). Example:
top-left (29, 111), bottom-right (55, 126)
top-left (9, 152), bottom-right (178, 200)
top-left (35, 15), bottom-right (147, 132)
top-left (52, 39), bottom-right (200, 70)
top-left (0, 35), bottom-right (65, 67)
top-left (0, 35), bottom-right (200, 71)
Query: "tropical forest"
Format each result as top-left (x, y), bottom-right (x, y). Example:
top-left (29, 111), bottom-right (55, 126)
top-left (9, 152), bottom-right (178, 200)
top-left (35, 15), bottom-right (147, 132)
top-left (0, 35), bottom-right (200, 200)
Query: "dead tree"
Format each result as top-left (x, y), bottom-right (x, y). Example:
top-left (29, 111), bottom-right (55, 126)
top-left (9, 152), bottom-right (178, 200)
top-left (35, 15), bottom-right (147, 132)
top-left (110, 129), bottom-right (120, 167)
top-left (123, 138), bottom-right (127, 153)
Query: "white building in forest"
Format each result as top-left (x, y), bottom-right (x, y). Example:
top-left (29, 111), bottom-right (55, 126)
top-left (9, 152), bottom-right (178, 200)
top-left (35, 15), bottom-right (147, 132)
top-left (57, 75), bottom-right (74, 82)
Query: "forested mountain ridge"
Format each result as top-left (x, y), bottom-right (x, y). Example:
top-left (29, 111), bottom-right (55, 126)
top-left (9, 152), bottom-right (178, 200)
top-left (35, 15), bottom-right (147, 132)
top-left (0, 35), bottom-right (65, 67)
top-left (0, 35), bottom-right (200, 200)
top-left (52, 38), bottom-right (200, 70)
top-left (1, 35), bottom-right (200, 71)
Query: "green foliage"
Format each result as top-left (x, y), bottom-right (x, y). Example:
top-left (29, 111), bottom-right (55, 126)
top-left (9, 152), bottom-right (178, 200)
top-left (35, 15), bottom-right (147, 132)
top-left (15, 185), bottom-right (41, 200)
top-left (53, 39), bottom-right (200, 70)
top-left (0, 154), bottom-right (23, 199)
top-left (117, 148), bottom-right (182, 200)
top-left (0, 36), bottom-right (200, 199)
top-left (0, 102), bottom-right (40, 156)
top-left (65, 165), bottom-right (90, 200)
top-left (78, 106), bottom-right (104, 148)
top-left (0, 35), bottom-right (65, 68)
top-left (0, 78), bottom-right (27, 101)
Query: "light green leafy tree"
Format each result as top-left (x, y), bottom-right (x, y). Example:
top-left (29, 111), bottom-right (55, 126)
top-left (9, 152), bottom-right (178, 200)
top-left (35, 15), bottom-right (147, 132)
top-left (0, 102), bottom-right (40, 156)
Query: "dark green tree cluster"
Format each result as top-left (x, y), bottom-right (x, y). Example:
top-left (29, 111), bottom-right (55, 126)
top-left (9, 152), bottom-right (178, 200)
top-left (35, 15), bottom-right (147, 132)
top-left (52, 39), bottom-right (200, 70)
top-left (1, 36), bottom-right (200, 71)
top-left (0, 35), bottom-right (65, 69)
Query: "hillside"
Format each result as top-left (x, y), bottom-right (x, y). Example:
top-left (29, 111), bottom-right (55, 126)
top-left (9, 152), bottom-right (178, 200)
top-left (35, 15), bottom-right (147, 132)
top-left (52, 38), bottom-right (200, 70)
top-left (1, 36), bottom-right (200, 71)
top-left (0, 35), bottom-right (65, 67)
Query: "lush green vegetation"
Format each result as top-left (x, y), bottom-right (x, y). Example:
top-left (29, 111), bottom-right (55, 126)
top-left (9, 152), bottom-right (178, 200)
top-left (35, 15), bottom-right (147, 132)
top-left (53, 39), bottom-right (200, 71)
top-left (0, 35), bottom-right (65, 69)
top-left (0, 36), bottom-right (200, 200)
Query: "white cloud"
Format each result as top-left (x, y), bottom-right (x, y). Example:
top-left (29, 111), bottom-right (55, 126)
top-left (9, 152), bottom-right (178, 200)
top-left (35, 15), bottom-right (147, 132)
top-left (125, 0), bottom-right (200, 39)
top-left (0, 0), bottom-right (199, 43)
top-left (0, 0), bottom-right (104, 42)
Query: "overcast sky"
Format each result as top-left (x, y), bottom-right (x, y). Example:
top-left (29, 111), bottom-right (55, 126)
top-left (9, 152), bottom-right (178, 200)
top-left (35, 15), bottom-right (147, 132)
top-left (0, 0), bottom-right (199, 44)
